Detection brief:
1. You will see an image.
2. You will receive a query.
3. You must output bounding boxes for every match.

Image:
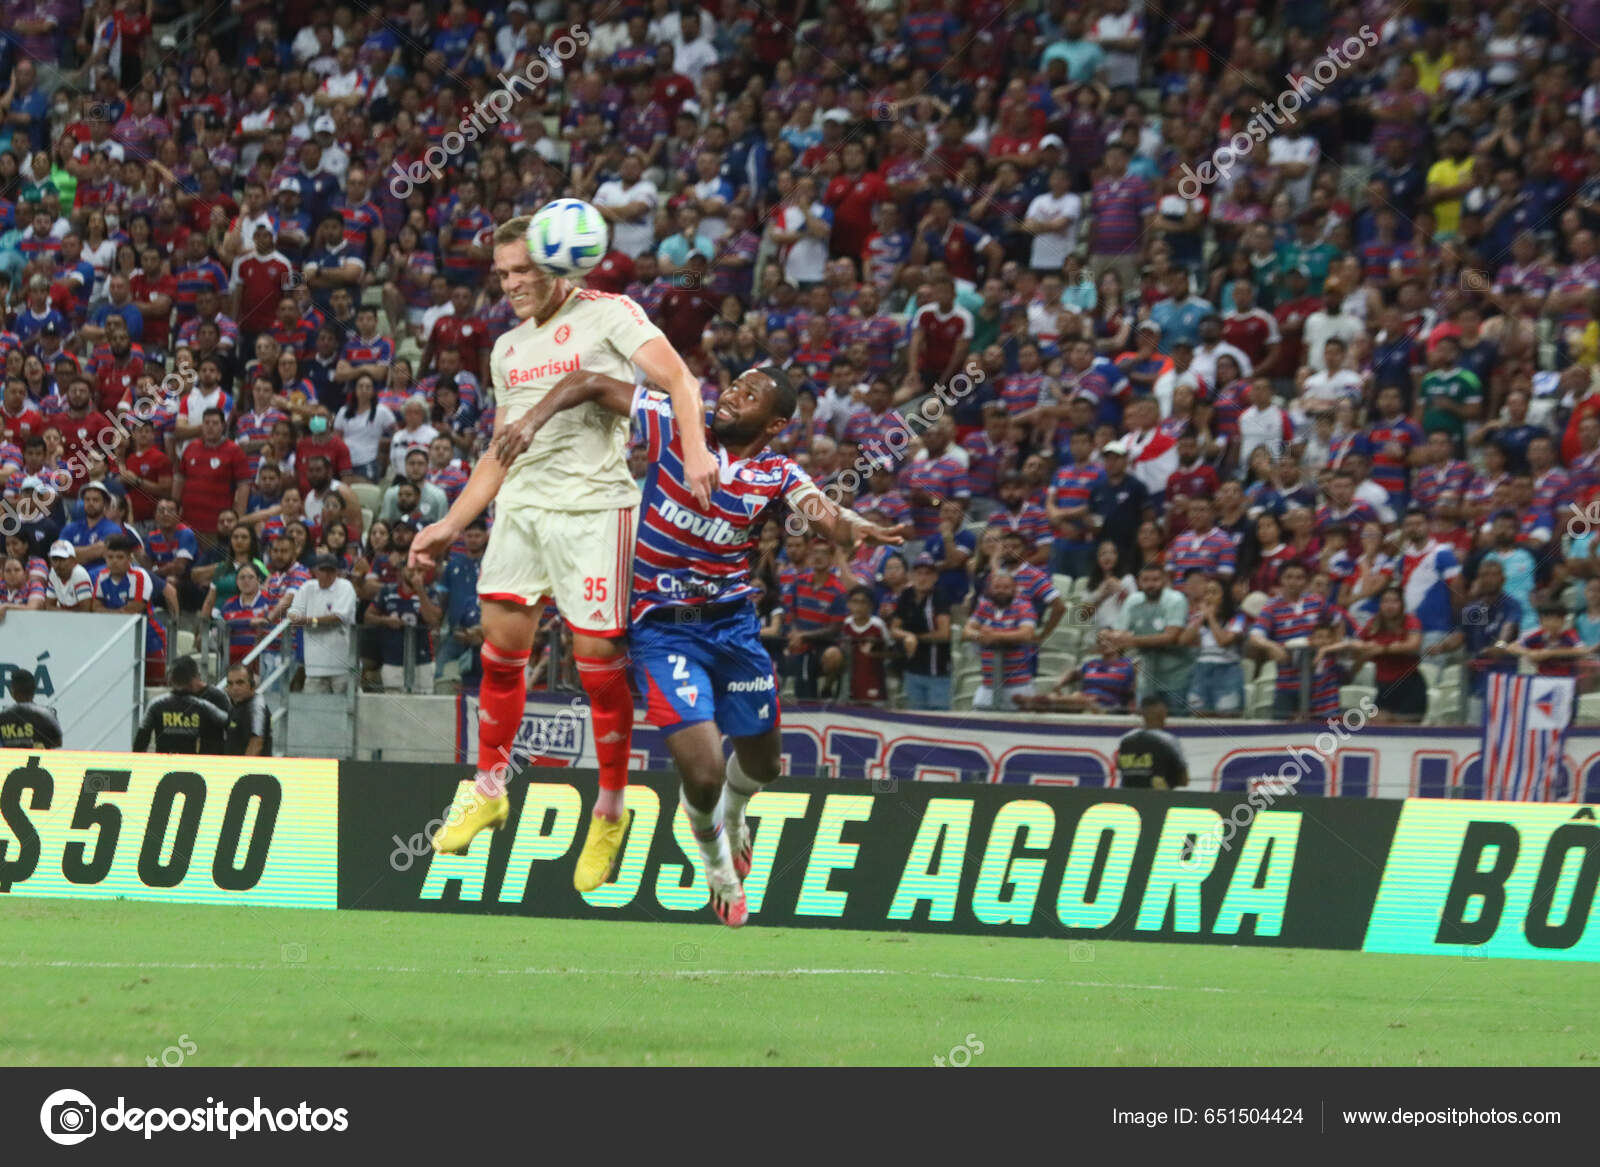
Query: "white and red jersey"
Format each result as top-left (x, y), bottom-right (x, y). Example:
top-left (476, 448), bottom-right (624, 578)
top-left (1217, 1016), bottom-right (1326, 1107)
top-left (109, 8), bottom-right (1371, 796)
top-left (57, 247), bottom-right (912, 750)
top-left (489, 288), bottom-right (664, 512)
top-left (1220, 308), bottom-right (1280, 365)
top-left (629, 387), bottom-right (819, 621)
top-left (1122, 425), bottom-right (1179, 497)
top-left (911, 302), bottom-right (973, 374)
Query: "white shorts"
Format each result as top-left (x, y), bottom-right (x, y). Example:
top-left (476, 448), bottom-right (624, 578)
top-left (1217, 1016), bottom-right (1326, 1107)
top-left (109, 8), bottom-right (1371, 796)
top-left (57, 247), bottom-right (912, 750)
top-left (973, 681), bottom-right (1035, 712)
top-left (477, 503), bottom-right (637, 637)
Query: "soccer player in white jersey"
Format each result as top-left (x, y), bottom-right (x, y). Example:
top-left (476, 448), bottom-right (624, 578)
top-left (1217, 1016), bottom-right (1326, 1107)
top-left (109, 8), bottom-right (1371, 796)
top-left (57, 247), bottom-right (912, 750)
top-left (411, 215), bottom-right (717, 891)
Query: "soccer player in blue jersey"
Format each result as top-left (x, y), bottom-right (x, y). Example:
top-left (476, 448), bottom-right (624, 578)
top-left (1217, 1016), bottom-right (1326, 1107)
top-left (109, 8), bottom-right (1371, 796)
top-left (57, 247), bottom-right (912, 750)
top-left (495, 364), bottom-right (905, 925)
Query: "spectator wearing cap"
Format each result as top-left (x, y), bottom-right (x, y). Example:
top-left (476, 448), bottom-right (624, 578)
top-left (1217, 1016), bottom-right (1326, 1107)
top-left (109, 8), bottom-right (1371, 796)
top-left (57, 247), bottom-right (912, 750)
top-left (287, 552), bottom-right (357, 694)
top-left (1088, 440), bottom-right (1148, 559)
top-left (965, 569), bottom-right (1038, 712)
top-left (44, 539), bottom-right (92, 608)
top-left (59, 480), bottom-right (121, 575)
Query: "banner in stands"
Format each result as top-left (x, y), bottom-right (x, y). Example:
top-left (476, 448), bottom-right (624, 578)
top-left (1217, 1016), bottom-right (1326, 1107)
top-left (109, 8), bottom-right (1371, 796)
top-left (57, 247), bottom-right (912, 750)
top-left (456, 693), bottom-right (1600, 803)
top-left (0, 751), bottom-right (338, 908)
top-left (0, 612), bottom-right (144, 751)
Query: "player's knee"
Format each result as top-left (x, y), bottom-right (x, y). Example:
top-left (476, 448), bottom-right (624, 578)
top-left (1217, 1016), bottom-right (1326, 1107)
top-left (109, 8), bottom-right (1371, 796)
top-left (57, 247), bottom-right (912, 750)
top-left (680, 766), bottom-right (721, 810)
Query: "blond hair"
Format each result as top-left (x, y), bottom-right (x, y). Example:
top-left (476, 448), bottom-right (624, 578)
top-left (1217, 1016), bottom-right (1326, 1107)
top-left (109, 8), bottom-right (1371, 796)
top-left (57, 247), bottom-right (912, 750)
top-left (493, 216), bottom-right (533, 246)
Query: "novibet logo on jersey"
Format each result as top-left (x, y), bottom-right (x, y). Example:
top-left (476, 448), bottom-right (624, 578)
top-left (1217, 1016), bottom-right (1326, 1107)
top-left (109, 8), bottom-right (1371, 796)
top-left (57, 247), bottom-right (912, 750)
top-left (39, 1088), bottom-right (350, 1141)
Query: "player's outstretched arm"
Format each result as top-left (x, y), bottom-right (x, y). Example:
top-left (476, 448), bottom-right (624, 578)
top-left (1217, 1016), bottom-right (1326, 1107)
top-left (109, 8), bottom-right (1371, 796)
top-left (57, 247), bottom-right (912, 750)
top-left (788, 484), bottom-right (909, 550)
top-left (632, 336), bottom-right (717, 507)
top-left (409, 425), bottom-right (513, 570)
top-left (492, 370), bottom-right (636, 464)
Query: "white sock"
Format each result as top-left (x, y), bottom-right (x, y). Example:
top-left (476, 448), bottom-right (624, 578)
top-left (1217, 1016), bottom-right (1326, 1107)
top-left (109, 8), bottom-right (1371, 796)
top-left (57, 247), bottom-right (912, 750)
top-left (680, 788), bottom-right (730, 872)
top-left (723, 753), bottom-right (763, 835)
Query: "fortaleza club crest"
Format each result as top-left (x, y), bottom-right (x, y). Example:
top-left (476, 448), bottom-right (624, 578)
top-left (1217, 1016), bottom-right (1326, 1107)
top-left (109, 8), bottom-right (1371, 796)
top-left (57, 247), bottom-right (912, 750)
top-left (554, 324), bottom-right (571, 345)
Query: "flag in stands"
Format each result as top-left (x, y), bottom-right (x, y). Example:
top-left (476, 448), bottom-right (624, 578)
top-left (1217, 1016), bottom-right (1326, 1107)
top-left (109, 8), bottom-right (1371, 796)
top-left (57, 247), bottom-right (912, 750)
top-left (1481, 674), bottom-right (1576, 801)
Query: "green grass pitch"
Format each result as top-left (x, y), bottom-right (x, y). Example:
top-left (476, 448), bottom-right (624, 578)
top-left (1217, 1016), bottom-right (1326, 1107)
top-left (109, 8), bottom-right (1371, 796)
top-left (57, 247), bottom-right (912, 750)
top-left (3, 899), bottom-right (1598, 1066)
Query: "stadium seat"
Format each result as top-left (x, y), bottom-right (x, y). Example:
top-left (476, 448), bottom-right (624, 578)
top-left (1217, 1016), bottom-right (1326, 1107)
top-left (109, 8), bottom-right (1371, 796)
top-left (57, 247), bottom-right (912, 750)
top-left (1052, 574), bottom-right (1074, 598)
top-left (1036, 650), bottom-right (1075, 681)
top-left (1579, 694), bottom-right (1600, 725)
top-left (174, 629), bottom-right (196, 659)
top-left (1340, 685), bottom-right (1376, 710)
top-left (361, 508), bottom-right (374, 532)
top-left (351, 482), bottom-right (383, 516)
top-left (1423, 689), bottom-right (1462, 725)
top-left (1351, 662), bottom-right (1375, 687)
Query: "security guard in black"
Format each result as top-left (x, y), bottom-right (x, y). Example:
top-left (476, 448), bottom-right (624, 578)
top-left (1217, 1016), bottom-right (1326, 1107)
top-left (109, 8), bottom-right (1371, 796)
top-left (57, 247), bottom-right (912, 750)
top-left (0, 672), bottom-right (62, 749)
top-left (134, 657), bottom-right (231, 754)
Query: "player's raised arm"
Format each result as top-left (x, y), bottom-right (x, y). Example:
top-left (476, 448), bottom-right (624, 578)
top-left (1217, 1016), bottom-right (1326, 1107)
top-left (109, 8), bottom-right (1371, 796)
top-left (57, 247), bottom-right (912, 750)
top-left (787, 480), bottom-right (909, 551)
top-left (492, 370), bottom-right (637, 463)
top-left (632, 335), bottom-right (717, 507)
top-left (408, 415), bottom-right (514, 570)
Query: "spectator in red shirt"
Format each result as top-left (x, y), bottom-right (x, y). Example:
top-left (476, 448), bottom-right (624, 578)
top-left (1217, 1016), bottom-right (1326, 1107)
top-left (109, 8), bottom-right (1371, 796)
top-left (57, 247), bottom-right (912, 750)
top-left (0, 377), bottom-right (44, 443)
top-left (119, 418), bottom-right (174, 525)
top-left (294, 411), bottom-right (354, 495)
top-left (230, 224), bottom-right (294, 343)
top-left (1327, 586), bottom-right (1426, 724)
top-left (175, 407), bottom-right (250, 539)
top-left (824, 141), bottom-right (889, 261)
top-left (656, 253), bottom-right (720, 355)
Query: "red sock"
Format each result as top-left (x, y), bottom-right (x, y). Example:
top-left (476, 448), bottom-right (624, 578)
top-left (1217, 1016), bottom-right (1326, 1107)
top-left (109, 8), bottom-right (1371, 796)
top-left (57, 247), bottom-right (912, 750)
top-left (476, 641), bottom-right (531, 795)
top-left (576, 652), bottom-right (634, 811)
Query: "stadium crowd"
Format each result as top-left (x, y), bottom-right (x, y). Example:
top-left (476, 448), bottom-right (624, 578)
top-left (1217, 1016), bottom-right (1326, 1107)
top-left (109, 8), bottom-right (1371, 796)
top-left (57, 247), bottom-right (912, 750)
top-left (0, 0), bottom-right (1597, 724)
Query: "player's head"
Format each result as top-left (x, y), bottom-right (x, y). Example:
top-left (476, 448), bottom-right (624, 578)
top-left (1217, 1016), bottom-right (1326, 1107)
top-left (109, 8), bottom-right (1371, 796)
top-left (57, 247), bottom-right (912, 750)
top-left (9, 669), bottom-right (35, 703)
top-left (711, 364), bottom-right (797, 447)
top-left (492, 215), bottom-right (558, 320)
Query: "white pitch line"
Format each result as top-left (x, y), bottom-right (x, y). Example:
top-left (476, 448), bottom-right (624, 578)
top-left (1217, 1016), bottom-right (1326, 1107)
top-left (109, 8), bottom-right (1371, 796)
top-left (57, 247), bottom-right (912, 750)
top-left (0, 958), bottom-right (1232, 992)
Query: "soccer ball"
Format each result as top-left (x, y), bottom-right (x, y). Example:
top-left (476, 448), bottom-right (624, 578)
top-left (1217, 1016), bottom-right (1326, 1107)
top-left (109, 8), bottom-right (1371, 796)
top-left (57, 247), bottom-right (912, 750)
top-left (526, 198), bottom-right (609, 277)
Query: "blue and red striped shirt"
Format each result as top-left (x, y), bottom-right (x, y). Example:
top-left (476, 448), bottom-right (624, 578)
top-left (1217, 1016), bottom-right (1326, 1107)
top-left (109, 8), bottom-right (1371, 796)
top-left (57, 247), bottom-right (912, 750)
top-left (1253, 594), bottom-right (1332, 692)
top-left (631, 387), bottom-right (815, 621)
top-left (972, 596), bottom-right (1037, 687)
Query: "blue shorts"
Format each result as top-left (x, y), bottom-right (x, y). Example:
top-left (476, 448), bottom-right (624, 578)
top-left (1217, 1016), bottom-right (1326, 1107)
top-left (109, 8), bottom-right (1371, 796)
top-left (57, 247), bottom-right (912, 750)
top-left (633, 604), bottom-right (781, 738)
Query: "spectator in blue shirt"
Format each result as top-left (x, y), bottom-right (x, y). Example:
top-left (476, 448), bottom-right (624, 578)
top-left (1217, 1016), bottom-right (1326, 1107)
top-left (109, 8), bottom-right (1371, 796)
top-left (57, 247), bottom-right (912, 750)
top-left (59, 481), bottom-right (123, 577)
top-left (433, 517), bottom-right (488, 685)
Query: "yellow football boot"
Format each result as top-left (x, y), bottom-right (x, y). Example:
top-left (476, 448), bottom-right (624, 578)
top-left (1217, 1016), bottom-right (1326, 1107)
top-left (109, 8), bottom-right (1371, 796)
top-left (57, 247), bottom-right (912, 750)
top-left (573, 811), bottom-right (633, 891)
top-left (430, 780), bottom-right (509, 855)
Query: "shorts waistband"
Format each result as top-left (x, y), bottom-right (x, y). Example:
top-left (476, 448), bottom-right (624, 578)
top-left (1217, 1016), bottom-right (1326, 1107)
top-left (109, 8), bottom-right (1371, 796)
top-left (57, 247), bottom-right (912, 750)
top-left (639, 601), bottom-right (746, 624)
